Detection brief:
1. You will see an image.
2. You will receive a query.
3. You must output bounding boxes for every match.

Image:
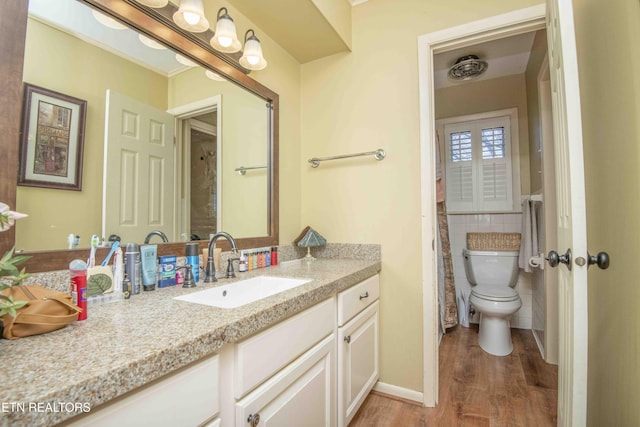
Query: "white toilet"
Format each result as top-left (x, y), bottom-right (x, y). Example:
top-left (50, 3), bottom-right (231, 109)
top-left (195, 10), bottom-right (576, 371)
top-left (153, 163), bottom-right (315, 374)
top-left (463, 248), bottom-right (522, 356)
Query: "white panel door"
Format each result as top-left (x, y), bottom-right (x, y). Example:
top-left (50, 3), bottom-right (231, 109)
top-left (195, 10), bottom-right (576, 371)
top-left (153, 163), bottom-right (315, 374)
top-left (103, 90), bottom-right (175, 243)
top-left (546, 0), bottom-right (588, 425)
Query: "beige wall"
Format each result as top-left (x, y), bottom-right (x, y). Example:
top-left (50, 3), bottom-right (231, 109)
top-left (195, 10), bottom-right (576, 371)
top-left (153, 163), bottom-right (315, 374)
top-left (435, 74), bottom-right (531, 196)
top-left (301, 0), bottom-right (541, 392)
top-left (572, 0), bottom-right (640, 424)
top-left (17, 18), bottom-right (168, 251)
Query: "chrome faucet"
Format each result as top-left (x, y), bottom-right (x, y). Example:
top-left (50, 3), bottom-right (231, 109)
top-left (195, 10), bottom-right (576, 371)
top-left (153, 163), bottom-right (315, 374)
top-left (144, 230), bottom-right (169, 244)
top-left (204, 232), bottom-right (238, 282)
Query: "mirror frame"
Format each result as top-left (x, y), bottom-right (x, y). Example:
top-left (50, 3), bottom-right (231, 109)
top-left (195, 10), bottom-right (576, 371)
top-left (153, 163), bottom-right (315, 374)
top-left (0, 0), bottom-right (279, 273)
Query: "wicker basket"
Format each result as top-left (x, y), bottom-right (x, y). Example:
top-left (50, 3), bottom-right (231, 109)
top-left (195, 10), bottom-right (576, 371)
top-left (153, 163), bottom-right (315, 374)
top-left (466, 232), bottom-right (521, 251)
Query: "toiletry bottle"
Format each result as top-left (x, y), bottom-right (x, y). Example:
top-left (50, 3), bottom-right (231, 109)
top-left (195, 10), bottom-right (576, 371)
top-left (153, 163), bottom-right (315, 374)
top-left (271, 247), bottom-right (278, 266)
top-left (69, 259), bottom-right (88, 321)
top-left (238, 251), bottom-right (248, 272)
top-left (122, 273), bottom-right (131, 300)
top-left (141, 245), bottom-right (157, 291)
top-left (252, 251), bottom-right (258, 270)
top-left (176, 258), bottom-right (185, 285)
top-left (185, 243), bottom-right (199, 283)
top-left (266, 249), bottom-right (271, 267)
top-left (125, 243), bottom-right (141, 295)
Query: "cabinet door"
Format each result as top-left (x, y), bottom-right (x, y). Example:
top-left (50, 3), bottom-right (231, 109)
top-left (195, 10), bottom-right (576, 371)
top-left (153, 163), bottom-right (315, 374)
top-left (338, 301), bottom-right (379, 427)
top-left (235, 335), bottom-right (335, 427)
top-left (67, 355), bottom-right (220, 427)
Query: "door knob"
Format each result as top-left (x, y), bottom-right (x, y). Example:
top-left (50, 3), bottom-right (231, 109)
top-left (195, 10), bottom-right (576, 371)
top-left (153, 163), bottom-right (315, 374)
top-left (547, 249), bottom-right (572, 270)
top-left (587, 252), bottom-right (610, 270)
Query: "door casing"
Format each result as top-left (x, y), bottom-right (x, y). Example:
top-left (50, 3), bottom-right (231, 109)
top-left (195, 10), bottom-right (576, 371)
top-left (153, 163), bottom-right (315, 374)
top-left (417, 4), bottom-right (547, 407)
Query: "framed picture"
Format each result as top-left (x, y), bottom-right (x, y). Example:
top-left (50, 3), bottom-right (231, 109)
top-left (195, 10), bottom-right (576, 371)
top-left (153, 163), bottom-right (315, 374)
top-left (18, 83), bottom-right (87, 191)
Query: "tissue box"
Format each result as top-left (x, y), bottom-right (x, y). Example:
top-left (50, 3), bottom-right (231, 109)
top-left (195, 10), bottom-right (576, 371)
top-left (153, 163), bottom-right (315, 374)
top-left (158, 255), bottom-right (176, 288)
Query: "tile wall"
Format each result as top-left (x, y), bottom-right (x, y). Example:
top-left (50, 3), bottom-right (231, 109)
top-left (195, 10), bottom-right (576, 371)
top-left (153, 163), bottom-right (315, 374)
top-left (447, 212), bottom-right (533, 329)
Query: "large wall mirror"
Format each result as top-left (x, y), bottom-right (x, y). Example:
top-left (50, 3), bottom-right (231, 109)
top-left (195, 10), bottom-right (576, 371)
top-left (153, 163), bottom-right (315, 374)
top-left (0, 0), bottom-right (279, 272)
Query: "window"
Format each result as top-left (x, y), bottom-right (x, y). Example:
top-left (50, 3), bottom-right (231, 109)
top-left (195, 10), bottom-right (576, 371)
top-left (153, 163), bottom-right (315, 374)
top-left (438, 109), bottom-right (520, 213)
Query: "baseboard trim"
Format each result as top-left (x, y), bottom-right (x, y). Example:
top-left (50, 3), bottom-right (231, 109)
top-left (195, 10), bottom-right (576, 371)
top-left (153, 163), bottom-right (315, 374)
top-left (373, 382), bottom-right (424, 404)
top-left (532, 328), bottom-right (546, 359)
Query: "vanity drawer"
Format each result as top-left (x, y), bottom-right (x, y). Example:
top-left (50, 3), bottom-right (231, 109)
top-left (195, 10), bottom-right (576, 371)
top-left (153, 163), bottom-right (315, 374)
top-left (233, 296), bottom-right (335, 399)
top-left (337, 274), bottom-right (379, 326)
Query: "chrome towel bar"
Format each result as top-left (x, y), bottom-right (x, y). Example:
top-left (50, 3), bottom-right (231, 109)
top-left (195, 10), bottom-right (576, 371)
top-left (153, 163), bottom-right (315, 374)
top-left (235, 165), bottom-right (267, 175)
top-left (308, 148), bottom-right (386, 168)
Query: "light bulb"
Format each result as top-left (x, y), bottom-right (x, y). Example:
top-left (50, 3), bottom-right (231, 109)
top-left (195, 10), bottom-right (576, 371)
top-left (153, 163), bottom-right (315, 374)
top-left (246, 55), bottom-right (259, 66)
top-left (183, 11), bottom-right (200, 25)
top-left (217, 36), bottom-right (232, 48)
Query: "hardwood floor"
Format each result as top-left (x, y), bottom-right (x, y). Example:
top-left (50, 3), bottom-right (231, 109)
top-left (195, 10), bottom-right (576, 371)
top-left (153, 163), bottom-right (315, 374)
top-left (349, 325), bottom-right (558, 427)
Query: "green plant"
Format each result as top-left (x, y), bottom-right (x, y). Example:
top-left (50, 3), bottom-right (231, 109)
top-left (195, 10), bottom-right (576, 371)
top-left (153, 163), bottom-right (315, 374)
top-left (0, 202), bottom-right (29, 317)
top-left (0, 249), bottom-right (30, 317)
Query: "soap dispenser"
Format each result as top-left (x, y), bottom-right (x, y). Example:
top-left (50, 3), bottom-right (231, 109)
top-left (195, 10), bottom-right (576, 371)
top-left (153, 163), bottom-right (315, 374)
top-left (177, 265), bottom-right (196, 288)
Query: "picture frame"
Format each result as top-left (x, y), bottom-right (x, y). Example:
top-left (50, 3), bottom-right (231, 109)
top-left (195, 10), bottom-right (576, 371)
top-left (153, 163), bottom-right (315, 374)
top-left (18, 83), bottom-right (87, 191)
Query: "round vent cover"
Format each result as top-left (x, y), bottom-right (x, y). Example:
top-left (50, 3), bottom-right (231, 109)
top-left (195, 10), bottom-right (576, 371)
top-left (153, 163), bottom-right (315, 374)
top-left (448, 55), bottom-right (488, 81)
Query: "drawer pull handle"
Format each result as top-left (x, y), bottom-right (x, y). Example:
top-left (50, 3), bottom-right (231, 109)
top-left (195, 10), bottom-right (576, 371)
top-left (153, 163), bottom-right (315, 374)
top-left (344, 335), bottom-right (351, 344)
top-left (359, 291), bottom-right (369, 300)
top-left (248, 413), bottom-right (260, 426)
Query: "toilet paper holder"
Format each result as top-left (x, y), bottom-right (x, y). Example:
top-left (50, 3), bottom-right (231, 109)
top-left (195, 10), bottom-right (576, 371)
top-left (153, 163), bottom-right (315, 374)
top-left (528, 253), bottom-right (545, 270)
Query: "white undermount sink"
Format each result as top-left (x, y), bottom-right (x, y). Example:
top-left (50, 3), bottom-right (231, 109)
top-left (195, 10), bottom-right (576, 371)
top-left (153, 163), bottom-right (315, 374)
top-left (173, 276), bottom-right (313, 309)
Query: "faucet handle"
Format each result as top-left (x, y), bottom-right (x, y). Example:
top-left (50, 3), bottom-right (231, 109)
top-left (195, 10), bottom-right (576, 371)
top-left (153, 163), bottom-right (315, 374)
top-left (226, 258), bottom-right (239, 279)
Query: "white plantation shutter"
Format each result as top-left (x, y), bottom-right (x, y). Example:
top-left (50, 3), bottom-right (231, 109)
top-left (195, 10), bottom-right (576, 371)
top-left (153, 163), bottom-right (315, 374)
top-left (443, 114), bottom-right (515, 213)
top-left (445, 125), bottom-right (474, 211)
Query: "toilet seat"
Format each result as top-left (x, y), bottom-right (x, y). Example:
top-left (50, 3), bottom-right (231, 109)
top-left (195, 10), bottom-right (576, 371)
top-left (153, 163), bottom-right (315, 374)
top-left (471, 285), bottom-right (519, 302)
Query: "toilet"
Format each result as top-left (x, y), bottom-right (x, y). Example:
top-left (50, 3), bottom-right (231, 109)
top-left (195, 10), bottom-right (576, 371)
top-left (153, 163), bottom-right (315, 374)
top-left (463, 248), bottom-right (522, 356)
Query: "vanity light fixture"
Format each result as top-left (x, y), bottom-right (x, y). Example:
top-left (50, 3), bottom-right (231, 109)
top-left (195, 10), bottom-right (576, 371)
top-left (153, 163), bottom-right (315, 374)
top-left (91, 10), bottom-right (127, 30)
top-left (138, 34), bottom-right (167, 50)
top-left (134, 0), bottom-right (168, 7)
top-left (239, 30), bottom-right (267, 71)
top-left (205, 70), bottom-right (226, 81)
top-left (176, 54), bottom-right (198, 67)
top-left (210, 7), bottom-right (242, 53)
top-left (172, 0), bottom-right (209, 33)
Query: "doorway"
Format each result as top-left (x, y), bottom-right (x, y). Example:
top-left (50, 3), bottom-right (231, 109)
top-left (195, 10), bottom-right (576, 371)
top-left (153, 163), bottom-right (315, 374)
top-left (417, 5), bottom-right (547, 406)
top-left (167, 96), bottom-right (222, 242)
top-left (186, 116), bottom-right (218, 241)
top-left (420, 3), bottom-right (590, 424)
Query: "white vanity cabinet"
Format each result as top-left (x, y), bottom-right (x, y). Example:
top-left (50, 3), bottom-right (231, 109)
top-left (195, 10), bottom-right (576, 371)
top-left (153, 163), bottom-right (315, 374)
top-left (219, 297), bottom-right (337, 427)
top-left (67, 354), bottom-right (221, 427)
top-left (235, 335), bottom-right (336, 427)
top-left (336, 275), bottom-right (380, 427)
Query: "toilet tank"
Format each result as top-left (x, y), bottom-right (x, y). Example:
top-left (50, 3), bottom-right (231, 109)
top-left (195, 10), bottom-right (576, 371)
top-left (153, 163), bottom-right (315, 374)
top-left (463, 249), bottom-right (519, 287)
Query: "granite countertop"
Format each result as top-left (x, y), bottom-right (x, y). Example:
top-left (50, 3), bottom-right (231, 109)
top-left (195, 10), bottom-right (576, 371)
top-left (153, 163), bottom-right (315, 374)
top-left (0, 252), bottom-right (381, 427)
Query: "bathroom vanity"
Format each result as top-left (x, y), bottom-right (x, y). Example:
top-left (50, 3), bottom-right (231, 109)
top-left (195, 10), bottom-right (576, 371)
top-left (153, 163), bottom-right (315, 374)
top-left (0, 251), bottom-right (380, 427)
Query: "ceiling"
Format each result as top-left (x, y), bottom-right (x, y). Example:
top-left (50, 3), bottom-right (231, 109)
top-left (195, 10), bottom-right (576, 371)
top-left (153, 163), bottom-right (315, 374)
top-left (433, 31), bottom-right (540, 89)
top-left (226, 0), bottom-right (353, 63)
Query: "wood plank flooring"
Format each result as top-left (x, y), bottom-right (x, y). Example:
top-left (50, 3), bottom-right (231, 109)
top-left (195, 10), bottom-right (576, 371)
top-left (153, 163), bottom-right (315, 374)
top-left (349, 325), bottom-right (558, 427)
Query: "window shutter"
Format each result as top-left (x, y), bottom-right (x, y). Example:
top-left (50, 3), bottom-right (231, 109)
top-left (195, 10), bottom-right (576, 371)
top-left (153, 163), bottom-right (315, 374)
top-left (442, 114), bottom-right (515, 213)
top-left (445, 127), bottom-right (474, 212)
top-left (477, 119), bottom-right (512, 211)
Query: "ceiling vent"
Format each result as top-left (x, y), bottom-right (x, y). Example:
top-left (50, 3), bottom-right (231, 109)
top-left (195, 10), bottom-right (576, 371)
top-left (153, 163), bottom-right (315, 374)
top-left (448, 55), bottom-right (488, 81)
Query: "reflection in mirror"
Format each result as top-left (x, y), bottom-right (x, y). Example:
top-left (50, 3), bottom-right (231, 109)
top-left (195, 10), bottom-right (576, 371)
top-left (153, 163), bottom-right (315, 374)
top-left (16, 0), bottom-right (270, 251)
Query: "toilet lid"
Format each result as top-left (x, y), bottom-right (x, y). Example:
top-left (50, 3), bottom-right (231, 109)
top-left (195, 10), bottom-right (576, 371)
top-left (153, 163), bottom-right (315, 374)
top-left (471, 285), bottom-right (519, 302)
